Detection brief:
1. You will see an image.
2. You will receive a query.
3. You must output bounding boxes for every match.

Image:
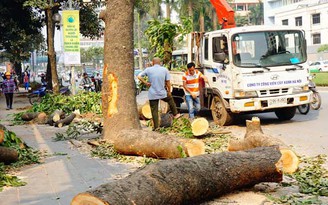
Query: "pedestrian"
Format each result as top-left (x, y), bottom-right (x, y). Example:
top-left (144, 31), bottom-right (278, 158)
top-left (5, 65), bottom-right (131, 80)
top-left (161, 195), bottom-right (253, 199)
top-left (138, 57), bottom-right (181, 131)
top-left (1, 72), bottom-right (16, 110)
top-left (182, 62), bottom-right (209, 120)
top-left (23, 72), bottom-right (29, 90)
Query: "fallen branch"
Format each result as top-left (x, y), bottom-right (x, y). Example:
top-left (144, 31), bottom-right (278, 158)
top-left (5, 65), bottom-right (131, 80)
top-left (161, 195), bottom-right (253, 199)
top-left (55, 113), bottom-right (76, 128)
top-left (47, 110), bottom-right (65, 125)
top-left (114, 129), bottom-right (205, 158)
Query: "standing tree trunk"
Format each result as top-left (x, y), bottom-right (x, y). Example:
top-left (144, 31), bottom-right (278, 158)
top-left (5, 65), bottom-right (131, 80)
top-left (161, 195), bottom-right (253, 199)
top-left (102, 0), bottom-right (140, 141)
top-left (212, 8), bottom-right (218, 30)
top-left (137, 12), bottom-right (143, 70)
top-left (199, 9), bottom-right (205, 32)
top-left (46, 8), bottom-right (59, 94)
top-left (165, 1), bottom-right (171, 20)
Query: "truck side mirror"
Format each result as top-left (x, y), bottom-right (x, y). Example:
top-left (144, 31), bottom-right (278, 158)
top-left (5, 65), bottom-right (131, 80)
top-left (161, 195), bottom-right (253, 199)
top-left (213, 52), bottom-right (226, 62)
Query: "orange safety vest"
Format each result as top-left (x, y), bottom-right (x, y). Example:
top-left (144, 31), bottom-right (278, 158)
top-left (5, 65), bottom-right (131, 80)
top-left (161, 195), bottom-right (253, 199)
top-left (182, 70), bottom-right (203, 96)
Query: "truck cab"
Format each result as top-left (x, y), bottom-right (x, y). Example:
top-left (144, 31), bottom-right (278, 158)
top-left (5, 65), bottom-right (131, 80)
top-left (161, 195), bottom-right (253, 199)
top-left (170, 26), bottom-right (312, 125)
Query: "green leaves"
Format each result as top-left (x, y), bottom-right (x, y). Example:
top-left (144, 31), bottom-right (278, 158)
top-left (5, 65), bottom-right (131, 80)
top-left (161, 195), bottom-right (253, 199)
top-left (31, 92), bottom-right (102, 115)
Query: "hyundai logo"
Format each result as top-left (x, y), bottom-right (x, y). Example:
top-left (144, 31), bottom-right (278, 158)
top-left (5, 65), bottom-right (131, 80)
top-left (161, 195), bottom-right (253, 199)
top-left (270, 74), bottom-right (279, 80)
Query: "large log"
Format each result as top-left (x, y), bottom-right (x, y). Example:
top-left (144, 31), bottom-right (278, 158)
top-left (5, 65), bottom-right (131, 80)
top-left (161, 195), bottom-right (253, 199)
top-left (114, 129), bottom-right (205, 158)
top-left (138, 102), bottom-right (152, 120)
top-left (0, 146), bottom-right (19, 164)
top-left (55, 113), bottom-right (76, 128)
top-left (228, 117), bottom-right (299, 173)
top-left (71, 147), bottom-right (283, 205)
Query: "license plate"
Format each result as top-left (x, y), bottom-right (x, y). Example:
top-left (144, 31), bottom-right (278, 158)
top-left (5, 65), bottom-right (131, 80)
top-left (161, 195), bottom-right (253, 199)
top-left (268, 97), bottom-right (287, 107)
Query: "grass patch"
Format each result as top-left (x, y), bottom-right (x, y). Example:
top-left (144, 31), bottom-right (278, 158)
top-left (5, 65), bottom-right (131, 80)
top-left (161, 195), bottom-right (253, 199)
top-left (311, 72), bottom-right (328, 86)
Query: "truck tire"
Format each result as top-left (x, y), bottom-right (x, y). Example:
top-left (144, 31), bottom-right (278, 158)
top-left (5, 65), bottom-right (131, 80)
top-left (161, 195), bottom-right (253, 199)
top-left (211, 96), bottom-right (234, 126)
top-left (275, 107), bottom-right (296, 120)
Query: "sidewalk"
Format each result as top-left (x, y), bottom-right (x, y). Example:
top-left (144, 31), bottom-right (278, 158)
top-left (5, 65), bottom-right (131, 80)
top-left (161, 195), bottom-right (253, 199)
top-left (0, 90), bottom-right (137, 205)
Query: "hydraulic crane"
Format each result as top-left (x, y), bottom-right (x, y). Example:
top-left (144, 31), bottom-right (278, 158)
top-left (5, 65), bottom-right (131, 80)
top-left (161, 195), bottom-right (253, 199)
top-left (209, 0), bottom-right (236, 29)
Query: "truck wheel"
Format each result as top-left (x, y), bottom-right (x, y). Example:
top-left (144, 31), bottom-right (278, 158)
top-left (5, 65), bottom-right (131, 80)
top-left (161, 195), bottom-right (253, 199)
top-left (275, 107), bottom-right (296, 120)
top-left (211, 96), bottom-right (233, 126)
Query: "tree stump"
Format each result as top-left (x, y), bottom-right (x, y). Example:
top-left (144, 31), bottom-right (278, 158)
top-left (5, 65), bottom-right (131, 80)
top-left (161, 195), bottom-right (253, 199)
top-left (228, 117), bottom-right (299, 173)
top-left (191, 117), bottom-right (209, 136)
top-left (71, 147), bottom-right (283, 205)
top-left (0, 146), bottom-right (19, 164)
top-left (114, 129), bottom-right (205, 158)
top-left (159, 113), bottom-right (173, 128)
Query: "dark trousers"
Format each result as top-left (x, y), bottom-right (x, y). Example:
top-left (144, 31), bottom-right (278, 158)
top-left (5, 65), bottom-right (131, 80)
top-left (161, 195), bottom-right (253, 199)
top-left (149, 95), bottom-right (178, 130)
top-left (5, 93), bottom-right (14, 108)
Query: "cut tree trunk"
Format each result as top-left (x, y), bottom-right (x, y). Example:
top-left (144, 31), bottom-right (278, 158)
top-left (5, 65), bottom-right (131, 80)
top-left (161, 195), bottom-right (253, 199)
top-left (0, 129), bottom-right (4, 144)
top-left (138, 102), bottom-right (152, 120)
top-left (21, 112), bottom-right (40, 121)
top-left (47, 110), bottom-right (65, 125)
top-left (114, 129), bottom-right (205, 158)
top-left (191, 117), bottom-right (209, 136)
top-left (71, 146), bottom-right (283, 205)
top-left (33, 112), bottom-right (48, 124)
top-left (0, 146), bottom-right (19, 164)
top-left (55, 113), bottom-right (76, 128)
top-left (228, 117), bottom-right (299, 173)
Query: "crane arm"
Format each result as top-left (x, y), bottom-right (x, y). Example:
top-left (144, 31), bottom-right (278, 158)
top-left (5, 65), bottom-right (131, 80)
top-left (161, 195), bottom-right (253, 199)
top-left (210, 0), bottom-right (236, 29)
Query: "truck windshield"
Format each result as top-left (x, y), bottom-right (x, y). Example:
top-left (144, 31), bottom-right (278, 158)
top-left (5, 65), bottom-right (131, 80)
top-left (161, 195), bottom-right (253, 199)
top-left (232, 30), bottom-right (306, 68)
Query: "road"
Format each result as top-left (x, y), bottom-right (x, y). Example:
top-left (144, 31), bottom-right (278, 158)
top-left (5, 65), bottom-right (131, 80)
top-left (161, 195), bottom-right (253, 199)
top-left (137, 88), bottom-right (328, 158)
top-left (225, 88), bottom-right (328, 158)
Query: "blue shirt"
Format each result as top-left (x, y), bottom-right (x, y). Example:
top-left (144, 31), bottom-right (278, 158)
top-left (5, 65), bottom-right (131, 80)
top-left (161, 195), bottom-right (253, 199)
top-left (138, 64), bottom-right (170, 100)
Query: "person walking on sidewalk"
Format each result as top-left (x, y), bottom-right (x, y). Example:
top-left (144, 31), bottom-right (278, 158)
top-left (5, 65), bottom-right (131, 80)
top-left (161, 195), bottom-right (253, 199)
top-left (182, 62), bottom-right (209, 120)
top-left (1, 72), bottom-right (16, 110)
top-left (138, 57), bottom-right (181, 130)
top-left (23, 72), bottom-right (29, 90)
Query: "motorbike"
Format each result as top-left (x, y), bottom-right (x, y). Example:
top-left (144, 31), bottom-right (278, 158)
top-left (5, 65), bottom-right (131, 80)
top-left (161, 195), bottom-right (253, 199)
top-left (297, 76), bottom-right (321, 114)
top-left (80, 83), bottom-right (95, 92)
top-left (28, 83), bottom-right (71, 105)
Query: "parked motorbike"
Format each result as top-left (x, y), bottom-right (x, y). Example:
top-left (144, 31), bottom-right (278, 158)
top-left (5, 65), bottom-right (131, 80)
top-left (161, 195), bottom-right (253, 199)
top-left (297, 75), bottom-right (321, 114)
top-left (28, 83), bottom-right (71, 105)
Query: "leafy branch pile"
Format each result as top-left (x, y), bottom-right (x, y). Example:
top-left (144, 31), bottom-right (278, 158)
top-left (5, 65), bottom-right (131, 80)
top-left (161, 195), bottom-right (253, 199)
top-left (0, 129), bottom-right (42, 191)
top-left (31, 92), bottom-right (102, 114)
top-left (270, 155), bottom-right (328, 204)
top-left (157, 118), bottom-right (193, 138)
top-left (54, 120), bottom-right (103, 141)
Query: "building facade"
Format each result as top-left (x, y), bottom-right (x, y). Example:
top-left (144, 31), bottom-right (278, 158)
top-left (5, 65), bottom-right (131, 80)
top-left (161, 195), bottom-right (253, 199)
top-left (264, 0), bottom-right (328, 61)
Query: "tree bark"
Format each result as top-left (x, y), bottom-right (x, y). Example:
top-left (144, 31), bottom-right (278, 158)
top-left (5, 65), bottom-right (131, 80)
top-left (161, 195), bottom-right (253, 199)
top-left (33, 112), bottom-right (48, 124)
top-left (102, 0), bottom-right (140, 142)
top-left (114, 129), bottom-right (205, 158)
top-left (21, 112), bottom-right (40, 121)
top-left (0, 129), bottom-right (5, 144)
top-left (55, 113), bottom-right (76, 128)
top-left (0, 146), bottom-right (19, 164)
top-left (46, 8), bottom-right (59, 94)
top-left (228, 117), bottom-right (299, 173)
top-left (71, 147), bottom-right (283, 205)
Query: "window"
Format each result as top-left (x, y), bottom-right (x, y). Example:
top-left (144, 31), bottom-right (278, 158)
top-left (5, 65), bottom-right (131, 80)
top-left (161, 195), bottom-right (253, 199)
top-left (204, 37), bottom-right (209, 60)
top-left (282, 19), bottom-right (288, 25)
top-left (295, 17), bottom-right (302, 26)
top-left (236, 5), bottom-right (244, 11)
top-left (312, 13), bottom-right (320, 24)
top-left (312, 33), bottom-right (321, 44)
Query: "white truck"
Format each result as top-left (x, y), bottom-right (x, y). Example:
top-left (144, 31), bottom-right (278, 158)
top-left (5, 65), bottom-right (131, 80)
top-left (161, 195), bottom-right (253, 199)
top-left (170, 26), bottom-right (312, 125)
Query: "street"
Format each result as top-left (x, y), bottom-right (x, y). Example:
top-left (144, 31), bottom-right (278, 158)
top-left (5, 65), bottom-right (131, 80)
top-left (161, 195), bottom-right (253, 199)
top-left (226, 87), bottom-right (328, 158)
